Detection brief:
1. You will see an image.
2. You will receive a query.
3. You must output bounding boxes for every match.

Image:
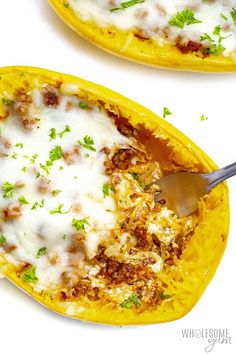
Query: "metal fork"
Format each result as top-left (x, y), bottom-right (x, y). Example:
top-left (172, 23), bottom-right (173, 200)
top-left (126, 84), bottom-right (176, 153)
top-left (151, 162), bottom-right (236, 218)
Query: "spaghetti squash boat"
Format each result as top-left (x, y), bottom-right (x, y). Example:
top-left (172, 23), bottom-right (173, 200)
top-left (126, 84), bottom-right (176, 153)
top-left (49, 0), bottom-right (236, 72)
top-left (0, 66), bottom-right (229, 325)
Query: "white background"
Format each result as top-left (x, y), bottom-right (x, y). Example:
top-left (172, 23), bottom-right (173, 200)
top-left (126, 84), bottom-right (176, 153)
top-left (0, 1), bottom-right (235, 353)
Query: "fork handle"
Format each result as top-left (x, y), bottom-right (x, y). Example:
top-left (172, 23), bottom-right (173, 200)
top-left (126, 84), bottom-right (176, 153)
top-left (206, 162), bottom-right (236, 190)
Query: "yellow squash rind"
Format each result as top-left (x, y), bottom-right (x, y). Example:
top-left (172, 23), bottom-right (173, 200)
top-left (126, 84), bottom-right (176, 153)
top-left (48, 0), bottom-right (236, 72)
top-left (0, 66), bottom-right (230, 325)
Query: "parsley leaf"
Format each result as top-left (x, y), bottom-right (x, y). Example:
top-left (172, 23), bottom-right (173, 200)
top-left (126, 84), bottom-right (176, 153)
top-left (200, 114), bottom-right (208, 121)
top-left (2, 182), bottom-right (16, 199)
top-left (2, 97), bottom-right (14, 105)
top-left (201, 25), bottom-right (230, 56)
top-left (49, 126), bottom-right (71, 140)
top-left (163, 107), bottom-right (172, 118)
top-left (78, 136), bottom-right (96, 152)
top-left (58, 125), bottom-right (71, 138)
top-left (50, 203), bottom-right (71, 215)
top-left (48, 146), bottom-right (63, 163)
top-left (110, 0), bottom-right (144, 12)
top-left (79, 102), bottom-right (89, 109)
top-left (200, 33), bottom-right (214, 43)
top-left (169, 8), bottom-right (201, 29)
top-left (31, 199), bottom-right (45, 210)
top-left (231, 8), bottom-right (236, 25)
top-left (102, 183), bottom-right (110, 198)
top-left (49, 128), bottom-right (57, 140)
top-left (129, 172), bottom-right (139, 180)
top-left (11, 152), bottom-right (18, 159)
top-left (0, 235), bottom-right (6, 244)
top-left (220, 13), bottom-right (228, 21)
top-left (41, 146), bottom-right (63, 174)
top-left (30, 154), bottom-right (39, 164)
top-left (18, 196), bottom-right (29, 205)
top-left (15, 143), bottom-right (23, 148)
top-left (36, 247), bottom-right (47, 258)
top-left (160, 293), bottom-right (171, 300)
top-left (52, 189), bottom-right (62, 197)
top-left (21, 266), bottom-right (38, 283)
top-left (72, 218), bottom-right (90, 231)
top-left (121, 294), bottom-right (141, 309)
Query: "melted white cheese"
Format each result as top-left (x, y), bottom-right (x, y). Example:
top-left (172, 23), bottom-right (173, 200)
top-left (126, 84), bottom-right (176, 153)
top-left (68, 0), bottom-right (236, 56)
top-left (0, 90), bottom-right (133, 290)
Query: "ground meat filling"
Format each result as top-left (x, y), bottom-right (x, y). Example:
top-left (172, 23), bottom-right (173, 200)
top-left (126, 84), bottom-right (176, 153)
top-left (176, 40), bottom-right (203, 54)
top-left (42, 85), bottom-right (60, 108)
top-left (2, 203), bottom-right (22, 220)
top-left (95, 246), bottom-right (142, 285)
top-left (112, 148), bottom-right (135, 170)
top-left (14, 89), bottom-right (37, 131)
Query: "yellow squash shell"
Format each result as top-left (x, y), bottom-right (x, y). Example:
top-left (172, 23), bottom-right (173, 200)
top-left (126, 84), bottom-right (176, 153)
top-left (48, 0), bottom-right (236, 72)
top-left (0, 66), bottom-right (230, 325)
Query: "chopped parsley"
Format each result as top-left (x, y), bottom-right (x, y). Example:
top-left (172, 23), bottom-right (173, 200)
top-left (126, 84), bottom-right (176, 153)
top-left (160, 293), bottom-right (171, 300)
top-left (72, 218), bottom-right (90, 231)
top-left (18, 196), bottom-right (29, 205)
top-left (30, 154), bottom-right (39, 164)
top-left (63, 2), bottom-right (70, 8)
top-left (220, 13), bottom-right (228, 21)
top-left (200, 114), bottom-right (208, 121)
top-left (2, 182), bottom-right (16, 199)
top-left (0, 235), bottom-right (6, 244)
top-left (49, 126), bottom-right (71, 140)
top-left (2, 97), bottom-right (14, 105)
top-left (31, 199), bottom-right (45, 210)
top-left (110, 0), bottom-right (144, 12)
top-left (206, 43), bottom-right (225, 55)
top-left (15, 143), bottom-right (23, 148)
top-left (231, 8), bottom-right (236, 25)
top-left (121, 294), bottom-right (141, 309)
top-left (21, 266), bottom-right (38, 283)
top-left (169, 8), bottom-right (201, 29)
top-left (78, 136), bottom-right (96, 152)
top-left (40, 163), bottom-right (50, 175)
top-left (201, 25), bottom-right (231, 56)
top-left (102, 183), bottom-right (110, 198)
top-left (36, 247), bottom-right (47, 258)
top-left (58, 125), bottom-right (71, 138)
top-left (48, 146), bottom-right (62, 163)
top-left (49, 128), bottom-right (56, 140)
top-left (200, 33), bottom-right (214, 43)
top-left (52, 189), bottom-right (62, 197)
top-left (11, 152), bottom-right (18, 160)
top-left (40, 146), bottom-right (63, 174)
top-left (129, 172), bottom-right (139, 180)
top-left (163, 107), bottom-right (172, 119)
top-left (21, 166), bottom-right (27, 173)
top-left (50, 203), bottom-right (71, 215)
top-left (79, 102), bottom-right (89, 109)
